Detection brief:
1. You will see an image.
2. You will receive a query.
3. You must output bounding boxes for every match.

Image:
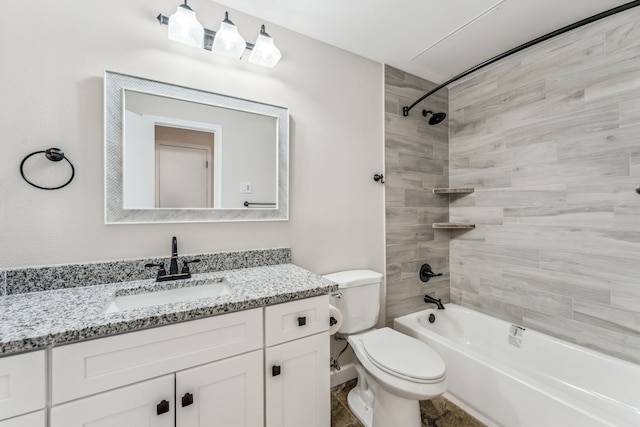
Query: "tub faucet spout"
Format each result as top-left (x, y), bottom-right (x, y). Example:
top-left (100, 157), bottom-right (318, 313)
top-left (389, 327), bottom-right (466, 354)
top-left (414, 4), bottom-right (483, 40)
top-left (424, 294), bottom-right (445, 309)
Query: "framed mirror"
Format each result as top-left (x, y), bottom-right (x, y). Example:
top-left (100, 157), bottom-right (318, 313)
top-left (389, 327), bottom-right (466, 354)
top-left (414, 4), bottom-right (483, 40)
top-left (105, 71), bottom-right (289, 223)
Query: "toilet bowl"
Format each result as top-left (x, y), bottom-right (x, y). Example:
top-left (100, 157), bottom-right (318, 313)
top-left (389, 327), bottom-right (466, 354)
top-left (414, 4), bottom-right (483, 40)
top-left (324, 270), bottom-right (447, 427)
top-left (347, 328), bottom-right (446, 427)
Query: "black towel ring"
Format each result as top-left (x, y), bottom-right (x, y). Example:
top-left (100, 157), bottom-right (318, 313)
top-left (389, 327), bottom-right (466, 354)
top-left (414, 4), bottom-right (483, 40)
top-left (20, 148), bottom-right (75, 190)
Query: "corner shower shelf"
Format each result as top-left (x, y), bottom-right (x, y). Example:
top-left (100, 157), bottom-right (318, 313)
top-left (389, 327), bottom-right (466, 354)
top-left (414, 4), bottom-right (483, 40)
top-left (432, 187), bottom-right (475, 194)
top-left (432, 187), bottom-right (475, 229)
top-left (432, 223), bottom-right (476, 229)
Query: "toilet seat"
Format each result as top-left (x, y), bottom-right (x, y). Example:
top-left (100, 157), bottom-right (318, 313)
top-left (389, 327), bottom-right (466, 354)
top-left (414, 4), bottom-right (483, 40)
top-left (362, 328), bottom-right (445, 384)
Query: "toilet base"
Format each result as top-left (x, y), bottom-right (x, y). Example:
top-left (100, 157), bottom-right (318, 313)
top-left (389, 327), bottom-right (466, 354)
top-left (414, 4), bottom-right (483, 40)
top-left (347, 386), bottom-right (373, 427)
top-left (347, 377), bottom-right (422, 427)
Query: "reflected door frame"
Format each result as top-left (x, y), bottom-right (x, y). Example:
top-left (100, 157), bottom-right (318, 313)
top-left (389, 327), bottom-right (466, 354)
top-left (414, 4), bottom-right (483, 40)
top-left (145, 115), bottom-right (223, 208)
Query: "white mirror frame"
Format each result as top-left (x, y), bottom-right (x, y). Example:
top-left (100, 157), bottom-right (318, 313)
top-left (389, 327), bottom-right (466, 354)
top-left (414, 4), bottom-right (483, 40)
top-left (104, 71), bottom-right (289, 223)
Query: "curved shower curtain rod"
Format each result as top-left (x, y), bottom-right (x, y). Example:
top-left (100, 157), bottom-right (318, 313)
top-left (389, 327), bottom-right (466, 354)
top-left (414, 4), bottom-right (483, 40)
top-left (402, 0), bottom-right (640, 117)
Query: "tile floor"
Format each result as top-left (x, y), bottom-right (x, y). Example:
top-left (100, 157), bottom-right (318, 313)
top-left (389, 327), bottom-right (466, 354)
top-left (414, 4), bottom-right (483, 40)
top-left (330, 380), bottom-right (487, 427)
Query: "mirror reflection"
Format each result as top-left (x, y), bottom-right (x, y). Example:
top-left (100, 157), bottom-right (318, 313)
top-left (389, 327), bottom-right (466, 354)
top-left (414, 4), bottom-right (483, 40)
top-left (123, 91), bottom-right (277, 209)
top-left (104, 71), bottom-right (289, 223)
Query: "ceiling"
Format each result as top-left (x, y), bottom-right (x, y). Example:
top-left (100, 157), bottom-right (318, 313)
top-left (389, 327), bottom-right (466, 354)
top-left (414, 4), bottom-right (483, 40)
top-left (211, 0), bottom-right (633, 84)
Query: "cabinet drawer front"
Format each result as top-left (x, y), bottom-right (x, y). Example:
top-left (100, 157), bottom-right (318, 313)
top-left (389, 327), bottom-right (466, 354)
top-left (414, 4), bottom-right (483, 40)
top-left (51, 374), bottom-right (174, 427)
top-left (0, 410), bottom-right (45, 427)
top-left (52, 308), bottom-right (262, 404)
top-left (0, 351), bottom-right (45, 421)
top-left (265, 295), bottom-right (329, 346)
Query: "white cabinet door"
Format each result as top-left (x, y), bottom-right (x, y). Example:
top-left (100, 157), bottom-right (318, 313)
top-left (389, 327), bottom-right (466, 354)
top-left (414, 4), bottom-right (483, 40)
top-left (50, 375), bottom-right (174, 427)
top-left (265, 332), bottom-right (330, 427)
top-left (176, 350), bottom-right (263, 427)
top-left (0, 411), bottom-right (45, 427)
top-left (0, 351), bottom-right (45, 421)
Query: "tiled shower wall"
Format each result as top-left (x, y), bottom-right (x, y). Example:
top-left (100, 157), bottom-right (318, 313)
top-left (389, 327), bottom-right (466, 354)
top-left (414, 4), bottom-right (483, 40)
top-left (384, 65), bottom-right (450, 324)
top-left (448, 8), bottom-right (640, 364)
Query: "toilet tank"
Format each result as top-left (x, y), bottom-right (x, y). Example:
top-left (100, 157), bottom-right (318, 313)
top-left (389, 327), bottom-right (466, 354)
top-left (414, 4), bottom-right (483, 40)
top-left (323, 270), bottom-right (383, 334)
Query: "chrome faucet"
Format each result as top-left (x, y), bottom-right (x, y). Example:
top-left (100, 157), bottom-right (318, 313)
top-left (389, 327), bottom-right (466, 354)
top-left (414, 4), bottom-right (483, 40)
top-left (145, 236), bottom-right (200, 282)
top-left (424, 294), bottom-right (445, 310)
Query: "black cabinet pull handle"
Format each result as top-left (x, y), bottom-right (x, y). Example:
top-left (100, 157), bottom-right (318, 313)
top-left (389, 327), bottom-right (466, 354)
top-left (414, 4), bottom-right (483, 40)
top-left (157, 399), bottom-right (170, 415)
top-left (297, 316), bottom-right (307, 326)
top-left (182, 392), bottom-right (194, 407)
top-left (272, 365), bottom-right (281, 376)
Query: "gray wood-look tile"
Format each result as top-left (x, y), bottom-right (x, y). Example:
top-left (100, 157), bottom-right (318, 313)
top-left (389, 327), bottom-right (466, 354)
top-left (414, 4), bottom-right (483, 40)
top-left (540, 250), bottom-right (640, 283)
top-left (389, 7), bottom-right (640, 365)
top-left (502, 265), bottom-right (611, 304)
top-left (449, 207), bottom-right (503, 225)
top-left (456, 289), bottom-right (524, 325)
top-left (573, 299), bottom-right (640, 336)
top-left (385, 65), bottom-right (449, 324)
top-left (398, 152), bottom-right (445, 175)
top-left (611, 280), bottom-right (640, 312)
top-left (449, 7), bottom-right (640, 364)
top-left (479, 278), bottom-right (573, 319)
top-left (522, 308), bottom-right (640, 365)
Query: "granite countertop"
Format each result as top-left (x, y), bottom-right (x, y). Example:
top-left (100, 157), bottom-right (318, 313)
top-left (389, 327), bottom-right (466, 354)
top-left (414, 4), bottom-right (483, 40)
top-left (0, 264), bottom-right (338, 355)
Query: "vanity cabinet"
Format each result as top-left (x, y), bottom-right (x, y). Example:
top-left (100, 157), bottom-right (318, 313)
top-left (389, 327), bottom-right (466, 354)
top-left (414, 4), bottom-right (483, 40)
top-left (0, 350), bottom-right (46, 427)
top-left (264, 296), bottom-right (330, 427)
top-left (5, 295), bottom-right (329, 427)
top-left (50, 308), bottom-right (263, 427)
top-left (51, 350), bottom-right (264, 427)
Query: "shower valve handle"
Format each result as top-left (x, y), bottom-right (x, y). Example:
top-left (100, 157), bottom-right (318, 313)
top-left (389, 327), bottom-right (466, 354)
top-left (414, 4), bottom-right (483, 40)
top-left (419, 263), bottom-right (442, 282)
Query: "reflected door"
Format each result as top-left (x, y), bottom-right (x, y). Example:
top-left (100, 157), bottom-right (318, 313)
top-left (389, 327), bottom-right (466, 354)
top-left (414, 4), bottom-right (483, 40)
top-left (155, 125), bottom-right (214, 208)
top-left (156, 142), bottom-right (211, 208)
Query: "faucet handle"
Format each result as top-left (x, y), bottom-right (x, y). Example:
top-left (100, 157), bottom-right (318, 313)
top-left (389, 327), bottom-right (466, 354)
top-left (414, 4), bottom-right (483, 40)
top-left (419, 263), bottom-right (443, 282)
top-left (181, 259), bottom-right (201, 274)
top-left (145, 262), bottom-right (167, 278)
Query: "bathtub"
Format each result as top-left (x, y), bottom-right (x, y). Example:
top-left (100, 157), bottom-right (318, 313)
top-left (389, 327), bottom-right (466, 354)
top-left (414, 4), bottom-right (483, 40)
top-left (394, 304), bottom-right (640, 427)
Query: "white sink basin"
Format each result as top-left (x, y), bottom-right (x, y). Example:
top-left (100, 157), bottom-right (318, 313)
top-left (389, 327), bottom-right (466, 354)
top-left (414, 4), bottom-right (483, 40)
top-left (104, 278), bottom-right (231, 314)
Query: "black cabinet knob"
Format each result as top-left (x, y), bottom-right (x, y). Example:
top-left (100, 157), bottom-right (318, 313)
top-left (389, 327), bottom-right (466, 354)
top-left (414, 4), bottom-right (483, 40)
top-left (272, 365), bottom-right (281, 376)
top-left (297, 316), bottom-right (307, 327)
top-left (182, 392), bottom-right (194, 407)
top-left (157, 399), bottom-right (170, 415)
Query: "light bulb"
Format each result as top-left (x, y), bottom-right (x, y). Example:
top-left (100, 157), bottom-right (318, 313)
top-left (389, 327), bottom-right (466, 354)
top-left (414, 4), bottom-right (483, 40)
top-left (212, 12), bottom-right (246, 59)
top-left (249, 26), bottom-right (282, 68)
top-left (167, 2), bottom-right (204, 49)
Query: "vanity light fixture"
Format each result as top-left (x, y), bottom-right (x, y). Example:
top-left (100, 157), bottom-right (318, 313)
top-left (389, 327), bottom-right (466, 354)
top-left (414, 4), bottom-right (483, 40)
top-left (167, 1), bottom-right (204, 49)
top-left (157, 6), bottom-right (282, 67)
top-left (248, 25), bottom-right (282, 68)
top-left (211, 12), bottom-right (246, 59)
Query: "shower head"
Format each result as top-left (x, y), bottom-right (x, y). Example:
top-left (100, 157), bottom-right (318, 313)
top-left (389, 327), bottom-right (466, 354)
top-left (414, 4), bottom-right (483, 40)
top-left (422, 110), bottom-right (447, 125)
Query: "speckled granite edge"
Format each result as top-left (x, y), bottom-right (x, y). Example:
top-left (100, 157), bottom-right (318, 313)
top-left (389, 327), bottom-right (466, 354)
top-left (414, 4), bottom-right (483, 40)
top-left (0, 264), bottom-right (338, 355)
top-left (2, 248), bottom-right (291, 295)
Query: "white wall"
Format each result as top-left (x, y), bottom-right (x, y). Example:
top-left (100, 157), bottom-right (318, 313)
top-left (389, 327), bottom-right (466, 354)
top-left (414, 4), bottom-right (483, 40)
top-left (0, 0), bottom-right (385, 276)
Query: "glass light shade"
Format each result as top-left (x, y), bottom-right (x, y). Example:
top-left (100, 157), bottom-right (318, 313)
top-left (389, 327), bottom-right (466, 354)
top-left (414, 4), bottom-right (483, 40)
top-left (249, 33), bottom-right (282, 68)
top-left (167, 4), bottom-right (204, 48)
top-left (212, 20), bottom-right (247, 59)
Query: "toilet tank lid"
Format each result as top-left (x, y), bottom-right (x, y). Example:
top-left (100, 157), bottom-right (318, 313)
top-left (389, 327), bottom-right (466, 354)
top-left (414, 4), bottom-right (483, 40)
top-left (323, 270), bottom-right (383, 288)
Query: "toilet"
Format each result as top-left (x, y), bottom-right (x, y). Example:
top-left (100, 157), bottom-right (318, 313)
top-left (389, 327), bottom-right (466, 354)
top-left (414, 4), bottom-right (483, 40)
top-left (324, 270), bottom-right (446, 427)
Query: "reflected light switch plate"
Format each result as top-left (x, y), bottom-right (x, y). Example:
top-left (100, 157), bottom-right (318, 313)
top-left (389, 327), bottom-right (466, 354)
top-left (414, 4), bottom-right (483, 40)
top-left (241, 182), bottom-right (252, 193)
